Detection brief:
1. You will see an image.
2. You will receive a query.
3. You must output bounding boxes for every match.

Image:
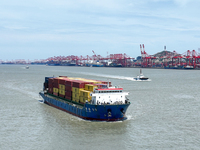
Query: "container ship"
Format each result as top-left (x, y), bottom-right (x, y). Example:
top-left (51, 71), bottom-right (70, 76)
top-left (39, 76), bottom-right (130, 121)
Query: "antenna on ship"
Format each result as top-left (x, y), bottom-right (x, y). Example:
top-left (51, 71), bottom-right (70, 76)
top-left (107, 79), bottom-right (110, 88)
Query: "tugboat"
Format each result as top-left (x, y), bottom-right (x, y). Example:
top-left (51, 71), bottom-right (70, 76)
top-left (134, 69), bottom-right (149, 81)
top-left (39, 76), bottom-right (130, 121)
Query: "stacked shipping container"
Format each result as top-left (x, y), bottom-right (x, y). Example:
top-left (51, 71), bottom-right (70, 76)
top-left (44, 76), bottom-right (111, 105)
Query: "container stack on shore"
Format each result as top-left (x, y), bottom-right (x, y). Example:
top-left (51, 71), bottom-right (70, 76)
top-left (44, 76), bottom-right (110, 105)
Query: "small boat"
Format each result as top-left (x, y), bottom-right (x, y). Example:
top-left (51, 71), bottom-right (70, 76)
top-left (134, 69), bottom-right (149, 81)
top-left (184, 65), bottom-right (194, 69)
top-left (26, 66), bottom-right (29, 69)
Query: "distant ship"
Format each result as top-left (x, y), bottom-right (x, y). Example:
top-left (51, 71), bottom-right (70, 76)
top-left (86, 60), bottom-right (104, 67)
top-left (184, 65), bottom-right (194, 69)
top-left (86, 63), bottom-right (104, 67)
top-left (47, 61), bottom-right (77, 66)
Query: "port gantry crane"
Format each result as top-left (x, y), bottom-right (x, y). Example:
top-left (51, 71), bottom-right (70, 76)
top-left (140, 44), bottom-right (156, 68)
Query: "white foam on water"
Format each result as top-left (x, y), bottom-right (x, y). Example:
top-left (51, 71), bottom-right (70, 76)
top-left (2, 81), bottom-right (41, 101)
top-left (126, 115), bottom-right (133, 120)
top-left (49, 70), bottom-right (151, 82)
top-left (75, 71), bottom-right (151, 82)
top-left (173, 94), bottom-right (194, 99)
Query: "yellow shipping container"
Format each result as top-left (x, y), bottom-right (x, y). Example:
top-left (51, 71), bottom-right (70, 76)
top-left (75, 99), bottom-right (80, 103)
top-left (80, 89), bottom-right (85, 97)
top-left (59, 89), bottom-right (65, 95)
top-left (72, 87), bottom-right (78, 93)
top-left (53, 88), bottom-right (59, 93)
top-left (72, 97), bottom-right (76, 102)
top-left (93, 81), bottom-right (102, 84)
top-left (75, 78), bottom-right (94, 83)
top-left (84, 84), bottom-right (89, 91)
top-left (72, 94), bottom-right (78, 101)
top-left (79, 96), bottom-right (84, 103)
top-left (72, 78), bottom-right (102, 84)
top-left (82, 90), bottom-right (91, 97)
top-left (80, 97), bottom-right (92, 103)
top-left (85, 84), bottom-right (97, 92)
top-left (85, 96), bottom-right (92, 101)
top-left (85, 95), bottom-right (91, 100)
top-left (89, 85), bottom-right (97, 92)
top-left (72, 93), bottom-right (79, 99)
top-left (67, 77), bottom-right (75, 80)
top-left (59, 84), bottom-right (65, 90)
top-left (72, 87), bottom-right (84, 94)
top-left (80, 89), bottom-right (92, 97)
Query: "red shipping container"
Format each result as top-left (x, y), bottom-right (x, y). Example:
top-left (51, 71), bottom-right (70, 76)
top-left (73, 80), bottom-right (91, 88)
top-left (54, 78), bottom-right (60, 84)
top-left (65, 79), bottom-right (73, 86)
top-left (65, 91), bottom-right (72, 97)
top-left (59, 79), bottom-right (66, 85)
top-left (59, 76), bottom-right (68, 78)
top-left (48, 87), bottom-right (53, 94)
top-left (48, 83), bottom-right (53, 88)
top-left (59, 94), bottom-right (65, 98)
top-left (53, 92), bottom-right (58, 96)
top-left (53, 83), bottom-right (59, 88)
top-left (65, 96), bottom-right (71, 100)
top-left (65, 85), bottom-right (72, 91)
top-left (49, 78), bottom-right (54, 84)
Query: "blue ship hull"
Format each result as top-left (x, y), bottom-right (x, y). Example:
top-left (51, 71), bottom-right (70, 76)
top-left (39, 92), bottom-right (130, 121)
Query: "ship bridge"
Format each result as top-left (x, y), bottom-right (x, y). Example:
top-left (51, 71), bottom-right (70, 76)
top-left (91, 88), bottom-right (129, 105)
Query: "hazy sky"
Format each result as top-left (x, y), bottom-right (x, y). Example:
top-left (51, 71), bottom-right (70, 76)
top-left (1, 0), bottom-right (200, 60)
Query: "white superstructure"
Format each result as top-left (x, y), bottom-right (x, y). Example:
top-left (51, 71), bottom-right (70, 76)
top-left (90, 87), bottom-right (129, 105)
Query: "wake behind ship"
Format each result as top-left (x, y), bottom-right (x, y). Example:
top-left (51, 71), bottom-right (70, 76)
top-left (40, 76), bottom-right (130, 121)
